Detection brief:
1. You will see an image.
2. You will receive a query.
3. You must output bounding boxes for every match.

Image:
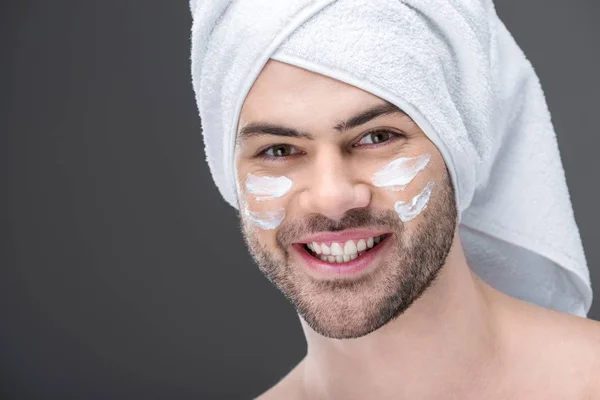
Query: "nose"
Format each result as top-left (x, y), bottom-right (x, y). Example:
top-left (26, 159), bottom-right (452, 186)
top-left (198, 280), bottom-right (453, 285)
top-left (298, 151), bottom-right (371, 220)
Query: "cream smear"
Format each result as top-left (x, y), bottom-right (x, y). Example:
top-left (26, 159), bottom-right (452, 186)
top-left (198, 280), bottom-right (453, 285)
top-left (244, 206), bottom-right (286, 230)
top-left (245, 173), bottom-right (293, 201)
top-left (395, 181), bottom-right (434, 222)
top-left (243, 173), bottom-right (292, 230)
top-left (372, 153), bottom-right (431, 191)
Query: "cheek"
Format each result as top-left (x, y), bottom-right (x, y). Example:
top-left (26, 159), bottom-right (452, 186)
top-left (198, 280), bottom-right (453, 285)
top-left (394, 181), bottom-right (434, 222)
top-left (370, 152), bottom-right (441, 222)
top-left (371, 153), bottom-right (431, 191)
top-left (243, 205), bottom-right (286, 231)
top-left (241, 212), bottom-right (279, 251)
top-left (238, 172), bottom-right (294, 231)
top-left (372, 179), bottom-right (435, 224)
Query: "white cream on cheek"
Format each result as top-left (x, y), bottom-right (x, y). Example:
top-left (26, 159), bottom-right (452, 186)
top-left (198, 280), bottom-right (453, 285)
top-left (371, 153), bottom-right (433, 222)
top-left (243, 206), bottom-right (286, 230)
top-left (394, 181), bottom-right (434, 222)
top-left (243, 173), bottom-right (293, 230)
top-left (245, 174), bottom-right (293, 201)
top-left (372, 153), bottom-right (431, 191)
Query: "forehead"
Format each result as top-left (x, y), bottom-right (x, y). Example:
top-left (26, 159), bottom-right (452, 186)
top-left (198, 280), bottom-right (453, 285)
top-left (240, 59), bottom-right (387, 127)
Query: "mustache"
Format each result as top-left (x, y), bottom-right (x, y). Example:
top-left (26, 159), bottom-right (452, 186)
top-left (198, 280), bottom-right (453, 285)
top-left (275, 207), bottom-right (402, 248)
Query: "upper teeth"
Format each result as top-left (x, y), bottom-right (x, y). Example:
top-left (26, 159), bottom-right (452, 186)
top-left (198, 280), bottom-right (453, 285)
top-left (306, 235), bottom-right (384, 257)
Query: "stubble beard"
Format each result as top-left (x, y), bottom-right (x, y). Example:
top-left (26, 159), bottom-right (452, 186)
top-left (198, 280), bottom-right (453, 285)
top-left (239, 173), bottom-right (457, 339)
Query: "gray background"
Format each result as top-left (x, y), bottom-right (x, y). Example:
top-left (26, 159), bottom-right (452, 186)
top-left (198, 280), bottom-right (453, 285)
top-left (1, 1), bottom-right (598, 399)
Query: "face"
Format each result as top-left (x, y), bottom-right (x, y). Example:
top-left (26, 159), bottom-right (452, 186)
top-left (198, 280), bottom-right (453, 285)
top-left (235, 60), bottom-right (457, 339)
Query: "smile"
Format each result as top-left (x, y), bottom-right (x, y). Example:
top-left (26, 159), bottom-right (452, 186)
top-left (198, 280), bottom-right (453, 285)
top-left (290, 229), bottom-right (392, 277)
top-left (303, 234), bottom-right (388, 263)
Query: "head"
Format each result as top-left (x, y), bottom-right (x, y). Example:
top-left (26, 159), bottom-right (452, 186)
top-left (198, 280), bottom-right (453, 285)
top-left (235, 60), bottom-right (458, 339)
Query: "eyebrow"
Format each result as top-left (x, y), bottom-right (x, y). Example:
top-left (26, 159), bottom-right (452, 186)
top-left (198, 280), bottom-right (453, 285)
top-left (237, 101), bottom-right (406, 144)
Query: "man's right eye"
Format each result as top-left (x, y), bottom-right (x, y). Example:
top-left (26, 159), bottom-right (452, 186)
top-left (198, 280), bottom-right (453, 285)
top-left (262, 144), bottom-right (300, 158)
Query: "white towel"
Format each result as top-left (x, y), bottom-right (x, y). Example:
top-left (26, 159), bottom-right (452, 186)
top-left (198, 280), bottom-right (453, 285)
top-left (190, 0), bottom-right (592, 317)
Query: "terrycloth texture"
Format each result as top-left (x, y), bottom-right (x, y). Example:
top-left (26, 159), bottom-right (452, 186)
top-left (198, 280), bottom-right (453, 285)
top-left (190, 0), bottom-right (592, 316)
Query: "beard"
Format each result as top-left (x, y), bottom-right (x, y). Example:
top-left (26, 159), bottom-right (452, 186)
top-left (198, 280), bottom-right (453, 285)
top-left (239, 171), bottom-right (457, 339)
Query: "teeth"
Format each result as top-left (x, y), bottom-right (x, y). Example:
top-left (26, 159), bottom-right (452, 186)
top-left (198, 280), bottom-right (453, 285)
top-left (330, 242), bottom-right (344, 256)
top-left (343, 240), bottom-right (357, 256)
top-left (312, 242), bottom-right (322, 254)
top-left (310, 235), bottom-right (387, 262)
top-left (357, 239), bottom-right (367, 251)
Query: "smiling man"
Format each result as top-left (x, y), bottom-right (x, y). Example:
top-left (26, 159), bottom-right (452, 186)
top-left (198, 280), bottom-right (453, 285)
top-left (236, 62), bottom-right (458, 341)
top-left (190, 0), bottom-right (600, 398)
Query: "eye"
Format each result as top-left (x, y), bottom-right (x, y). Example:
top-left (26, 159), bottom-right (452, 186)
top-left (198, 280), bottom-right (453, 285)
top-left (356, 129), bottom-right (402, 146)
top-left (262, 144), bottom-right (300, 158)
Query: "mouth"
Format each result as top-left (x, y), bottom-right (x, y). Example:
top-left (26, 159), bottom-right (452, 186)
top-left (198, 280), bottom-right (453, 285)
top-left (301, 234), bottom-right (390, 263)
top-left (291, 233), bottom-right (392, 277)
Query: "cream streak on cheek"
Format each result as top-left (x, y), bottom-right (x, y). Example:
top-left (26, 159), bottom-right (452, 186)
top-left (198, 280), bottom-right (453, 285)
top-left (243, 206), bottom-right (286, 230)
top-left (245, 173), bottom-right (292, 201)
top-left (243, 173), bottom-right (293, 230)
top-left (371, 153), bottom-right (431, 191)
top-left (395, 182), bottom-right (434, 222)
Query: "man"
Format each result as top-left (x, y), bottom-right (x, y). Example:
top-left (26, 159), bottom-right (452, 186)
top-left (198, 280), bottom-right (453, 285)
top-left (190, 0), bottom-right (600, 398)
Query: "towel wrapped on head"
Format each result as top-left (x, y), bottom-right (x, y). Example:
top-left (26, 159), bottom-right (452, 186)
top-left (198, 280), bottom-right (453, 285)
top-left (190, 0), bottom-right (592, 316)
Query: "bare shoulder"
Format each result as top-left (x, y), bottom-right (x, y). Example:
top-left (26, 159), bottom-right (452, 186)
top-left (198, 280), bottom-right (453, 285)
top-left (503, 299), bottom-right (600, 398)
top-left (570, 316), bottom-right (600, 398)
top-left (557, 314), bottom-right (600, 397)
top-left (254, 359), bottom-right (306, 400)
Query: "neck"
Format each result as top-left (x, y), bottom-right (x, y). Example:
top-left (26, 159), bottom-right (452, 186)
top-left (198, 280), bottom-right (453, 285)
top-left (299, 230), bottom-right (505, 399)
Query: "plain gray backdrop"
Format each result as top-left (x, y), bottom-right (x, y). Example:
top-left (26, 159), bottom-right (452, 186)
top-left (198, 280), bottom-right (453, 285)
top-left (1, 1), bottom-right (598, 399)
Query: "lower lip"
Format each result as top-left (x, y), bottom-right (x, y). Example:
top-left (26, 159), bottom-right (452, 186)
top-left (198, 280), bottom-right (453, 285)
top-left (292, 235), bottom-right (392, 278)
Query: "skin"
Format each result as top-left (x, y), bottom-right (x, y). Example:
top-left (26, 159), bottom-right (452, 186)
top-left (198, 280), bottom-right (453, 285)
top-left (235, 60), bottom-right (600, 400)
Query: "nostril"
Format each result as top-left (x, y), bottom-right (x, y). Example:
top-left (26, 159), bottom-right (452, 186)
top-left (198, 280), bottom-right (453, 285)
top-left (298, 178), bottom-right (371, 220)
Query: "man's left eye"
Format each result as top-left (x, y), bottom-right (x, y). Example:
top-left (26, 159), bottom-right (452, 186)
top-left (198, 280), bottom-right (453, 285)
top-left (356, 130), bottom-right (410, 145)
top-left (357, 130), bottom-right (401, 145)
